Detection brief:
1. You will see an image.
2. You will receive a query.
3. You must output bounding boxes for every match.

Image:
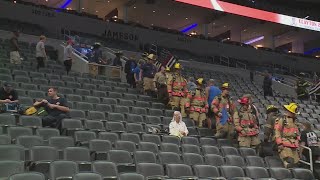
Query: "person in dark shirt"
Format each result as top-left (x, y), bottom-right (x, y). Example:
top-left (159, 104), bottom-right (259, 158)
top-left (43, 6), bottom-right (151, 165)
top-left (300, 121), bottom-right (320, 164)
top-left (89, 43), bottom-right (103, 64)
top-left (112, 51), bottom-right (123, 67)
top-left (140, 54), bottom-right (157, 96)
top-left (10, 30), bottom-right (21, 65)
top-left (33, 87), bottom-right (70, 129)
top-left (263, 72), bottom-right (273, 97)
top-left (0, 82), bottom-right (18, 104)
top-left (124, 57), bottom-right (137, 88)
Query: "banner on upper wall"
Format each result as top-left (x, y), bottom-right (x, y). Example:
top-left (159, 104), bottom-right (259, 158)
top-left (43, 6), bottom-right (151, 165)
top-left (175, 0), bottom-right (320, 32)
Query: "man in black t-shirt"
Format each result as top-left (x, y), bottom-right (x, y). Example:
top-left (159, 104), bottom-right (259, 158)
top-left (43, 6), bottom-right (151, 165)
top-left (34, 87), bottom-right (69, 129)
top-left (300, 121), bottom-right (320, 164)
top-left (0, 82), bottom-right (19, 104)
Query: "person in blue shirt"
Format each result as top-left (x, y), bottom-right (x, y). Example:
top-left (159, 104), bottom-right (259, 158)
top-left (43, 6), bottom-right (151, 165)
top-left (205, 79), bottom-right (222, 128)
top-left (124, 57), bottom-right (137, 88)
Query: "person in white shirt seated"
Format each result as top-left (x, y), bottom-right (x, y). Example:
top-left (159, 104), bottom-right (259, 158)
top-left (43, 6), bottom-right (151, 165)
top-left (169, 111), bottom-right (189, 138)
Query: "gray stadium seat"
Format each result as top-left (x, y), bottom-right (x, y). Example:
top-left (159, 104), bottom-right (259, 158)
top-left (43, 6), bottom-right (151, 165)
top-left (181, 144), bottom-right (201, 154)
top-left (265, 156), bottom-right (284, 167)
top-left (291, 168), bottom-right (315, 180)
top-left (159, 152), bottom-right (181, 164)
top-left (20, 83), bottom-right (38, 90)
top-left (145, 116), bottom-right (162, 125)
top-left (36, 128), bottom-right (60, 142)
top-left (225, 155), bottom-right (246, 167)
top-left (64, 147), bottom-right (91, 163)
top-left (119, 99), bottom-right (134, 107)
top-left (85, 96), bottom-right (100, 104)
top-left (152, 102), bottom-right (165, 109)
top-left (269, 167), bottom-right (293, 179)
top-left (200, 137), bottom-right (217, 146)
top-left (92, 161), bottom-right (118, 180)
top-left (92, 90), bottom-right (107, 97)
top-left (89, 139), bottom-right (112, 160)
top-left (113, 87), bottom-right (127, 93)
top-left (75, 89), bottom-right (90, 96)
top-left (49, 160), bottom-right (79, 180)
top-left (0, 161), bottom-right (24, 179)
top-left (66, 94), bottom-right (82, 102)
top-left (183, 153), bottom-right (204, 165)
top-left (132, 107), bottom-right (147, 115)
top-left (135, 101), bottom-right (150, 108)
top-left (114, 105), bottom-right (130, 114)
top-left (181, 136), bottom-right (199, 145)
top-left (126, 114), bottom-right (143, 123)
top-left (221, 146), bottom-right (239, 156)
top-left (73, 173), bottom-right (102, 180)
top-left (14, 76), bottom-right (30, 83)
top-left (123, 93), bottom-right (137, 100)
top-left (202, 145), bottom-right (220, 155)
top-left (75, 102), bottom-right (93, 111)
top-left (82, 83), bottom-right (96, 90)
top-left (19, 97), bottom-right (33, 105)
top-left (95, 104), bottom-right (112, 112)
top-left (108, 150), bottom-right (133, 165)
top-left (108, 92), bottom-right (122, 99)
top-left (16, 135), bottom-right (43, 149)
top-left (142, 134), bottom-right (161, 145)
top-left (245, 156), bottom-right (266, 167)
top-left (0, 114), bottom-right (16, 128)
top-left (49, 136), bottom-right (75, 152)
top-left (19, 116), bottom-right (42, 127)
top-left (136, 163), bottom-right (166, 179)
top-left (115, 141), bottom-right (136, 153)
top-left (239, 147), bottom-right (257, 156)
top-left (29, 146), bottom-right (59, 177)
top-left (193, 165), bottom-right (224, 179)
top-left (32, 78), bottom-right (49, 85)
top-left (108, 113), bottom-right (125, 122)
top-left (217, 139), bottom-right (233, 147)
top-left (162, 135), bottom-right (180, 145)
top-left (138, 95), bottom-right (152, 101)
top-left (28, 90), bottom-right (46, 99)
top-left (121, 133), bottom-right (140, 144)
top-left (74, 131), bottom-right (96, 145)
top-left (0, 145), bottom-right (25, 161)
top-left (9, 172), bottom-right (45, 180)
top-left (126, 123), bottom-right (144, 134)
top-left (105, 122), bottom-right (125, 133)
top-left (149, 108), bottom-right (163, 116)
top-left (138, 142), bottom-right (159, 154)
top-left (68, 110), bottom-right (86, 119)
top-left (50, 80), bottom-right (65, 87)
top-left (118, 173), bottom-right (144, 180)
top-left (66, 82), bottom-right (81, 89)
top-left (220, 166), bottom-right (246, 179)
top-left (0, 135), bottom-right (10, 144)
top-left (134, 151), bottom-right (157, 164)
top-left (204, 154), bottom-right (225, 166)
top-left (61, 119), bottom-right (84, 135)
top-left (7, 126), bottom-right (33, 141)
top-left (245, 166), bottom-right (270, 179)
top-left (161, 143), bottom-right (180, 154)
top-left (98, 85), bottom-right (112, 92)
top-left (166, 164), bottom-right (196, 179)
top-left (98, 132), bottom-right (119, 144)
top-left (84, 120), bottom-right (105, 132)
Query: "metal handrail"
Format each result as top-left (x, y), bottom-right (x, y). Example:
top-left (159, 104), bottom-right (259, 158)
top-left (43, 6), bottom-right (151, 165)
top-left (299, 145), bottom-right (313, 172)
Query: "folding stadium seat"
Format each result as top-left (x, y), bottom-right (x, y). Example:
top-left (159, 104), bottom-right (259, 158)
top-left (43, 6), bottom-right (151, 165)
top-left (161, 143), bottom-right (180, 154)
top-left (145, 116), bottom-right (162, 125)
top-left (149, 108), bottom-right (163, 116)
top-left (87, 111), bottom-right (105, 121)
top-left (75, 89), bottom-right (91, 96)
top-left (166, 164), bottom-right (196, 179)
top-left (82, 83), bottom-right (97, 90)
top-left (0, 145), bottom-right (25, 161)
top-left (61, 119), bottom-right (84, 135)
top-left (92, 161), bottom-right (118, 180)
top-left (245, 166), bottom-right (271, 179)
top-left (183, 153), bottom-right (204, 165)
top-left (221, 146), bottom-right (239, 156)
top-left (98, 85), bottom-right (112, 92)
top-left (113, 87), bottom-right (127, 93)
top-left (136, 163), bottom-right (166, 179)
top-left (138, 95), bottom-right (152, 101)
top-left (102, 98), bottom-right (117, 105)
top-left (28, 90), bottom-right (46, 99)
top-left (291, 168), bottom-right (315, 180)
top-left (84, 96), bottom-right (100, 104)
top-left (84, 120), bottom-right (105, 132)
top-left (108, 113), bottom-right (125, 122)
top-left (64, 147), bottom-right (91, 171)
top-left (105, 81), bottom-right (117, 87)
top-left (29, 146), bottom-right (59, 177)
top-left (9, 172), bottom-right (46, 180)
top-left (115, 141), bottom-right (136, 153)
top-left (76, 77), bottom-right (90, 84)
top-left (72, 173), bottom-right (102, 180)
top-left (142, 134), bottom-right (161, 145)
top-left (127, 88), bottom-right (139, 95)
top-left (138, 142), bottom-right (159, 154)
top-left (16, 135), bottom-right (43, 157)
top-left (66, 94), bottom-right (82, 102)
top-left (0, 161), bottom-right (24, 180)
top-left (0, 114), bottom-right (16, 131)
top-left (75, 102), bottom-right (93, 111)
top-left (82, 73), bottom-right (94, 79)
top-left (181, 136), bottom-right (199, 145)
top-left (105, 122), bottom-right (125, 133)
top-left (126, 114), bottom-right (143, 124)
top-left (19, 115), bottom-right (42, 128)
top-left (202, 145), bottom-right (220, 155)
top-left (245, 156), bottom-right (266, 167)
top-left (98, 132), bottom-right (119, 144)
top-left (74, 131), bottom-right (96, 146)
top-left (239, 147), bottom-right (257, 156)
top-left (68, 110), bottom-right (86, 119)
top-left (53, 69), bottom-right (67, 76)
top-left (92, 90), bottom-right (107, 97)
top-left (114, 105), bottom-right (130, 114)
top-left (135, 101), bottom-right (150, 108)
top-left (217, 138), bottom-right (233, 147)
top-left (162, 117), bottom-right (172, 128)
top-left (118, 99), bottom-right (134, 107)
top-left (12, 70), bottom-right (28, 76)
top-left (204, 154), bottom-right (225, 166)
top-left (0, 68), bottom-right (10, 74)
top-left (38, 68), bottom-right (53, 74)
top-left (134, 151), bottom-right (157, 164)
top-left (108, 150), bottom-right (135, 172)
top-left (269, 167), bottom-right (293, 179)
top-left (20, 83), bottom-right (38, 90)
top-left (95, 104), bottom-right (112, 113)
top-left (7, 126), bottom-right (33, 142)
top-left (118, 173), bottom-right (144, 180)
top-left (126, 123), bottom-right (144, 134)
top-left (162, 135), bottom-right (180, 145)
top-left (159, 152), bottom-right (181, 164)
top-left (97, 75), bottom-right (108, 80)
top-left (182, 144), bottom-right (201, 154)
top-left (49, 80), bottom-right (65, 87)
top-left (0, 135), bottom-right (11, 144)
top-left (264, 156), bottom-right (284, 167)
top-left (220, 166), bottom-right (247, 179)
top-left (225, 155), bottom-right (246, 167)
top-left (36, 128), bottom-right (60, 143)
top-left (45, 74), bottom-right (59, 80)
top-left (131, 107), bottom-right (147, 115)
top-left (121, 133), bottom-right (140, 144)
top-left (61, 76), bottom-right (75, 82)
top-left (151, 102), bottom-right (165, 109)
top-left (108, 92), bottom-right (122, 99)
top-left (15, 89), bottom-right (26, 97)
top-left (14, 75), bottom-right (30, 83)
top-left (89, 139), bottom-right (112, 160)
top-left (0, 74), bottom-right (13, 81)
top-left (49, 160), bottom-right (79, 180)
top-left (49, 136), bottom-right (75, 158)
top-left (200, 137), bottom-right (217, 146)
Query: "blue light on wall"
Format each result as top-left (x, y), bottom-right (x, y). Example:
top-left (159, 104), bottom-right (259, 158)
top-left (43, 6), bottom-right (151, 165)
top-left (304, 48), bottom-right (320, 55)
top-left (60, 0), bottom-right (73, 9)
top-left (181, 23), bottom-right (198, 33)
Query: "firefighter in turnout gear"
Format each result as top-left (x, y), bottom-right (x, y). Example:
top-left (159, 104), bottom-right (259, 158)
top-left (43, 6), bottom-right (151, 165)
top-left (296, 73), bottom-right (311, 100)
top-left (211, 83), bottom-right (236, 139)
top-left (274, 103), bottom-right (301, 168)
top-left (167, 63), bottom-right (188, 117)
top-left (264, 105), bottom-right (280, 142)
top-left (186, 78), bottom-right (208, 127)
top-left (234, 97), bottom-right (261, 149)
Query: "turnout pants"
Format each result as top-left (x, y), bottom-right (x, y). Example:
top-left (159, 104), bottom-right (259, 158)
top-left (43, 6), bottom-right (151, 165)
top-left (279, 147), bottom-right (299, 168)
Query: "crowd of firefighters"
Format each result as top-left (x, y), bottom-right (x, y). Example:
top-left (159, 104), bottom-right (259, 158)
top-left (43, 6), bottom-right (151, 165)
top-left (135, 53), bottom-right (307, 169)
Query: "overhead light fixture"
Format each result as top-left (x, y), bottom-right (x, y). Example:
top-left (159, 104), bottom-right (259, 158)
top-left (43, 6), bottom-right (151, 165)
top-left (82, 7), bottom-right (85, 10)
top-left (168, 13), bottom-right (171, 16)
top-left (255, 44), bottom-right (263, 47)
top-left (133, 6), bottom-right (136, 8)
top-left (152, 10), bottom-right (156, 13)
top-left (185, 17), bottom-right (188, 20)
top-left (304, 15), bottom-right (309, 19)
top-left (113, 15), bottom-right (118, 18)
top-left (190, 31), bottom-right (197, 35)
top-left (288, 50), bottom-right (292, 53)
top-left (96, 10), bottom-right (99, 12)
top-left (244, 36), bottom-right (264, 44)
top-left (316, 55), bottom-right (320, 58)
